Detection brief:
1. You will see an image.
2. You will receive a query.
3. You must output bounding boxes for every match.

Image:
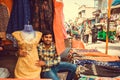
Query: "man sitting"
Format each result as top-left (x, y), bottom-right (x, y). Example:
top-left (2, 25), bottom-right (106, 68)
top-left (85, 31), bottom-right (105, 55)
top-left (36, 30), bottom-right (77, 80)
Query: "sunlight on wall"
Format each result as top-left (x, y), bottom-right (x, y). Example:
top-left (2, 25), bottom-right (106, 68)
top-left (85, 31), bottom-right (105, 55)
top-left (63, 0), bottom-right (94, 22)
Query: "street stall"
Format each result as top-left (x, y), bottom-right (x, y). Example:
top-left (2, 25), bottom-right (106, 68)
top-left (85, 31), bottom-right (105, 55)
top-left (1, 0), bottom-right (120, 80)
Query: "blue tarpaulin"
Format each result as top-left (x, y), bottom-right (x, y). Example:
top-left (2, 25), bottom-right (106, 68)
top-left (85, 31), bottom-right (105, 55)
top-left (112, 0), bottom-right (120, 6)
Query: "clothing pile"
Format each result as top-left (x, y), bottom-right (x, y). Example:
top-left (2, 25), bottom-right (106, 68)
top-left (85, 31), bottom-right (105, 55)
top-left (68, 48), bottom-right (120, 79)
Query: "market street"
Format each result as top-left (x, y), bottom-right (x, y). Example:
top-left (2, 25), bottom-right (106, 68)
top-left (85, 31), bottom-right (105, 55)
top-left (85, 40), bottom-right (120, 56)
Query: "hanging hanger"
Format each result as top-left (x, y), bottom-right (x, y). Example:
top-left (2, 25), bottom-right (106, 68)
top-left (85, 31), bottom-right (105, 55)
top-left (28, 21), bottom-right (30, 25)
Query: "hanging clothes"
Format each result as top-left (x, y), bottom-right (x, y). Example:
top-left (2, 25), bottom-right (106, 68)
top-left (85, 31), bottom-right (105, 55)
top-left (0, 2), bottom-right (9, 40)
top-left (53, 0), bottom-right (67, 55)
top-left (30, 0), bottom-right (54, 33)
top-left (6, 0), bottom-right (31, 34)
top-left (0, 3), bottom-right (9, 32)
top-left (0, 0), bottom-right (13, 16)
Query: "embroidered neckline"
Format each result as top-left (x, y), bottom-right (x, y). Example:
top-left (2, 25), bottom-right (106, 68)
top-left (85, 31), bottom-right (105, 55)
top-left (20, 31), bottom-right (37, 44)
top-left (19, 31), bottom-right (38, 53)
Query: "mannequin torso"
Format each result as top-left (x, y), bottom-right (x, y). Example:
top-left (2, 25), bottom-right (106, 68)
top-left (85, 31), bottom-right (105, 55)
top-left (12, 24), bottom-right (42, 78)
top-left (22, 25), bottom-right (35, 41)
top-left (23, 24), bottom-right (34, 32)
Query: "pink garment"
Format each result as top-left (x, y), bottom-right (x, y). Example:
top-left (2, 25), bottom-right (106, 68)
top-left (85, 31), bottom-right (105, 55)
top-left (53, 0), bottom-right (67, 55)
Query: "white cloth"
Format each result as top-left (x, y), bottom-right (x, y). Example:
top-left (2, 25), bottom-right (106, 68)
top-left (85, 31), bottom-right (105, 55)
top-left (0, 68), bottom-right (10, 78)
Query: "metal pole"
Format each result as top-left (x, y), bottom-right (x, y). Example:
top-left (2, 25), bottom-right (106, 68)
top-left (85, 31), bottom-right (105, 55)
top-left (106, 18), bottom-right (109, 54)
top-left (105, 0), bottom-right (112, 54)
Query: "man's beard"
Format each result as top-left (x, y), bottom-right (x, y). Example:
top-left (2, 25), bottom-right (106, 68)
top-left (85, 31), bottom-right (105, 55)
top-left (44, 41), bottom-right (51, 45)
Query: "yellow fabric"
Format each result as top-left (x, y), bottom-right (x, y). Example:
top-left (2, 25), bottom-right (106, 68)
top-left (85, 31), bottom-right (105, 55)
top-left (12, 31), bottom-right (42, 79)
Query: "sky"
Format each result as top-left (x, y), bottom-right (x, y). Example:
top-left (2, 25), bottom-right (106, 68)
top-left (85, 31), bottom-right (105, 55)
top-left (63, 0), bottom-right (94, 21)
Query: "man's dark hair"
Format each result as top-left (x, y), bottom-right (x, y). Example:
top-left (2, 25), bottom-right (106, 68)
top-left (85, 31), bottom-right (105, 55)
top-left (40, 30), bottom-right (55, 42)
top-left (42, 30), bottom-right (52, 36)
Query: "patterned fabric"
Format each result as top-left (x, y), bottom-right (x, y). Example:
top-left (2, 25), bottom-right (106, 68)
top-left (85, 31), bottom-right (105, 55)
top-left (95, 77), bottom-right (119, 80)
top-left (0, 3), bottom-right (9, 32)
top-left (12, 31), bottom-right (42, 78)
top-left (76, 59), bottom-right (120, 68)
top-left (72, 49), bottom-right (102, 56)
top-left (79, 74), bottom-right (119, 80)
top-left (74, 56), bottom-right (120, 62)
top-left (0, 0), bottom-right (13, 15)
top-left (78, 64), bottom-right (120, 77)
top-left (6, 0), bottom-right (31, 34)
top-left (38, 42), bottom-right (61, 72)
top-left (30, 0), bottom-right (54, 33)
top-left (71, 49), bottom-right (120, 61)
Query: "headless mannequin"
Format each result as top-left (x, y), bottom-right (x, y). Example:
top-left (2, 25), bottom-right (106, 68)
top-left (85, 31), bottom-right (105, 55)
top-left (23, 24), bottom-right (34, 32)
top-left (22, 25), bottom-right (35, 41)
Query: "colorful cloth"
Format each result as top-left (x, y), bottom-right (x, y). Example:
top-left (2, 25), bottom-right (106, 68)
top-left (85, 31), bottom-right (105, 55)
top-left (78, 64), bottom-right (120, 77)
top-left (79, 74), bottom-right (119, 80)
top-left (71, 49), bottom-right (120, 61)
top-left (0, 0), bottom-right (13, 15)
top-left (6, 0), bottom-right (31, 34)
top-left (0, 3), bottom-right (9, 32)
top-left (30, 0), bottom-right (54, 34)
top-left (72, 39), bottom-right (85, 49)
top-left (76, 59), bottom-right (120, 68)
top-left (53, 0), bottom-right (67, 55)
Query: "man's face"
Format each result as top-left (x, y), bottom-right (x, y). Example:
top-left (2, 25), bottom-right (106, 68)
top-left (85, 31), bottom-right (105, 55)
top-left (42, 34), bottom-right (52, 45)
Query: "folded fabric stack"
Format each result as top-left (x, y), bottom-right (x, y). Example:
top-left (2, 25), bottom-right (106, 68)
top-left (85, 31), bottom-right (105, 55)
top-left (79, 74), bottom-right (120, 80)
top-left (70, 48), bottom-right (120, 79)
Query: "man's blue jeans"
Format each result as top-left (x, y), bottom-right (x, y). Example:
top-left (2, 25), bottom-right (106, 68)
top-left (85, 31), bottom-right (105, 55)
top-left (41, 62), bottom-right (77, 80)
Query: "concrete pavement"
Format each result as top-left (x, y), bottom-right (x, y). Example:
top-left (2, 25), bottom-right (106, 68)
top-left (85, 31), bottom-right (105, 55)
top-left (85, 40), bottom-right (120, 56)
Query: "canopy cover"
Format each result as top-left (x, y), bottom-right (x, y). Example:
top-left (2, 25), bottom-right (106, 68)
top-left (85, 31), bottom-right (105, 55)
top-left (112, 0), bottom-right (120, 6)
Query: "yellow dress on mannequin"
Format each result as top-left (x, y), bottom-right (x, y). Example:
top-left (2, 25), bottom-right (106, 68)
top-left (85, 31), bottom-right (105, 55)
top-left (12, 31), bottom-right (42, 78)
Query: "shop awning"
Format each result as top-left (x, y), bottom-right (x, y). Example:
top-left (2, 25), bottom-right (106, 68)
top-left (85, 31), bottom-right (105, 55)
top-left (111, 4), bottom-right (120, 9)
top-left (111, 0), bottom-right (120, 9)
top-left (111, 0), bottom-right (120, 14)
top-left (112, 0), bottom-right (120, 6)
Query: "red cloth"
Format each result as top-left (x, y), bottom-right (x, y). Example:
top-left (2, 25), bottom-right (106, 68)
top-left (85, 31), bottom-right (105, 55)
top-left (72, 39), bottom-right (85, 49)
top-left (0, 0), bottom-right (13, 15)
top-left (72, 48), bottom-right (120, 61)
top-left (53, 0), bottom-right (67, 55)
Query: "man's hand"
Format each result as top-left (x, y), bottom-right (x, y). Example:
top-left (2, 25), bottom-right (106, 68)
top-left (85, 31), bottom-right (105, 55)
top-left (35, 60), bottom-right (46, 67)
top-left (17, 49), bottom-right (28, 57)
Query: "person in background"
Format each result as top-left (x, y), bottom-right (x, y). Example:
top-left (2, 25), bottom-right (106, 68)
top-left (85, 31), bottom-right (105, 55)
top-left (71, 26), bottom-right (79, 39)
top-left (36, 30), bottom-right (77, 80)
top-left (83, 21), bottom-right (91, 45)
top-left (116, 19), bottom-right (120, 41)
top-left (91, 25), bottom-right (98, 43)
